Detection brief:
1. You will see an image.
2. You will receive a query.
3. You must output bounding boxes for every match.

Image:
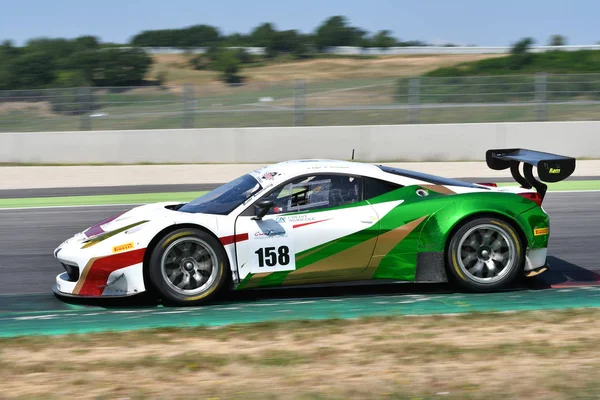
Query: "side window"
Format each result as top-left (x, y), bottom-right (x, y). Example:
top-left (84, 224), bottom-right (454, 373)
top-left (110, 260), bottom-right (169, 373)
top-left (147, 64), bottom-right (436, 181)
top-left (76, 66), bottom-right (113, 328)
top-left (264, 175), bottom-right (362, 214)
top-left (364, 177), bottom-right (402, 201)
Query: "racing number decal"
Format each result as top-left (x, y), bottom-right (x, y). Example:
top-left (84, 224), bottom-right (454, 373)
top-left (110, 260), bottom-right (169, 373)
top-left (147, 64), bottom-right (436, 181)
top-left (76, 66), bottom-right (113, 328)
top-left (246, 223), bottom-right (296, 274)
top-left (255, 246), bottom-right (291, 268)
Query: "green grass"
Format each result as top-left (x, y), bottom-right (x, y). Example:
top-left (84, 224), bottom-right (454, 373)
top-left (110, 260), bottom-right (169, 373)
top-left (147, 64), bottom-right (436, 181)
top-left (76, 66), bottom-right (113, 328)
top-left (0, 180), bottom-right (597, 209)
top-left (3, 101), bottom-right (600, 132)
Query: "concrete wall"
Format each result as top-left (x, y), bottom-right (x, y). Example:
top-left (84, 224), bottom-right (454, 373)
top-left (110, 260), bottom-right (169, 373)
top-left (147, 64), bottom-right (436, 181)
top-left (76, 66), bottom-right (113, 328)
top-left (1, 121), bottom-right (599, 164)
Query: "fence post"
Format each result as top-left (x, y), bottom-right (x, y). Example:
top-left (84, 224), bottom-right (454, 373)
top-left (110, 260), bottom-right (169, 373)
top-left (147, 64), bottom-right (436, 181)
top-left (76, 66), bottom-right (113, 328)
top-left (78, 87), bottom-right (92, 131)
top-left (182, 84), bottom-right (195, 129)
top-left (294, 79), bottom-right (306, 126)
top-left (408, 77), bottom-right (421, 124)
top-left (535, 73), bottom-right (548, 121)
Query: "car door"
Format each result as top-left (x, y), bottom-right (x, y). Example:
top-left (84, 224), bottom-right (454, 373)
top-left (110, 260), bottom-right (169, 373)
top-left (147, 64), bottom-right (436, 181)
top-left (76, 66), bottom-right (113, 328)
top-left (234, 173), bottom-right (381, 286)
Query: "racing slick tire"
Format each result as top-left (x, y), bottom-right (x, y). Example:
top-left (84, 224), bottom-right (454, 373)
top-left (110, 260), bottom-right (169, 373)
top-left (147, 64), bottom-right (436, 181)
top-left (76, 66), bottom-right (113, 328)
top-left (447, 217), bottom-right (524, 292)
top-left (148, 228), bottom-right (229, 305)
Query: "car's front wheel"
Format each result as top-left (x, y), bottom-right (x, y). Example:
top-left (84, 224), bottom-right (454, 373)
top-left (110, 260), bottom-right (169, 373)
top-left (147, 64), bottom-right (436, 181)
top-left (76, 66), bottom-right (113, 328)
top-left (447, 217), bottom-right (524, 292)
top-left (148, 228), bottom-right (229, 305)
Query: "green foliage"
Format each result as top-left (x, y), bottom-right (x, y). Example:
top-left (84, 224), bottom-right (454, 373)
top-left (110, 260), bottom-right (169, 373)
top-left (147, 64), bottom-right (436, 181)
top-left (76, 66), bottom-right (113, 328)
top-left (508, 37), bottom-right (535, 70)
top-left (371, 30), bottom-right (397, 48)
top-left (131, 24), bottom-right (221, 48)
top-left (234, 48), bottom-right (254, 64)
top-left (548, 35), bottom-right (567, 46)
top-left (425, 49), bottom-right (600, 77)
top-left (10, 51), bottom-right (56, 89)
top-left (314, 16), bottom-right (368, 50)
top-left (511, 37), bottom-right (534, 55)
top-left (54, 70), bottom-right (88, 87)
top-left (0, 38), bottom-right (152, 90)
top-left (250, 23), bottom-right (277, 49)
top-left (214, 50), bottom-right (243, 84)
top-left (406, 47), bottom-right (600, 107)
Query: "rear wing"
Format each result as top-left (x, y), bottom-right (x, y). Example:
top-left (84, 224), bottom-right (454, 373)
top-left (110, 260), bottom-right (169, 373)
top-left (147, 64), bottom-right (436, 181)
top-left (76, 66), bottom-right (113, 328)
top-left (486, 148), bottom-right (576, 199)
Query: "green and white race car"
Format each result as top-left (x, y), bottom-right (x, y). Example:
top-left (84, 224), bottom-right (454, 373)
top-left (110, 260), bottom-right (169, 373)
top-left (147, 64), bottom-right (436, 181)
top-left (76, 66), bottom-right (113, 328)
top-left (54, 148), bottom-right (575, 305)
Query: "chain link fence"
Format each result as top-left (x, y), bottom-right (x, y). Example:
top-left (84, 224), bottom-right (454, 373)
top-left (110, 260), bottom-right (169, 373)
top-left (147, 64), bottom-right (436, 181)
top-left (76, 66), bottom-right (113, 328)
top-left (2, 73), bottom-right (600, 132)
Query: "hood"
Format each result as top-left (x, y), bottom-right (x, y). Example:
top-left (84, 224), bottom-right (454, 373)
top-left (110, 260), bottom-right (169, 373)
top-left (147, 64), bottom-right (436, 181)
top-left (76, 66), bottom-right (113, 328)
top-left (83, 202), bottom-right (180, 239)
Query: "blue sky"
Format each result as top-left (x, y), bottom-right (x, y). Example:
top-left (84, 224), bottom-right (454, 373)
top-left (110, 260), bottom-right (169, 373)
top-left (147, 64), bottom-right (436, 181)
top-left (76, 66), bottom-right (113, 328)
top-left (0, 0), bottom-right (597, 46)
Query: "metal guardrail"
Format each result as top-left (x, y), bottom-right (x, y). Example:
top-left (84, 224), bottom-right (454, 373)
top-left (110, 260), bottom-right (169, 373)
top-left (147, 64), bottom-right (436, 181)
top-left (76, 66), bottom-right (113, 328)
top-left (1, 73), bottom-right (600, 132)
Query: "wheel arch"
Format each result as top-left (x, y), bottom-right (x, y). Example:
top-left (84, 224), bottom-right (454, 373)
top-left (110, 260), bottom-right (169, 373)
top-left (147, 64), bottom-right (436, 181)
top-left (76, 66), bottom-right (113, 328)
top-left (142, 223), bottom-right (230, 294)
top-left (442, 211), bottom-right (528, 257)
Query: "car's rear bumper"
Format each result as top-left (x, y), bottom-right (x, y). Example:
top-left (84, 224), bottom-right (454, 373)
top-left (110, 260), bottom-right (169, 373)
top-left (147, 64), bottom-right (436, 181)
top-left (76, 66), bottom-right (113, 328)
top-left (525, 247), bottom-right (547, 272)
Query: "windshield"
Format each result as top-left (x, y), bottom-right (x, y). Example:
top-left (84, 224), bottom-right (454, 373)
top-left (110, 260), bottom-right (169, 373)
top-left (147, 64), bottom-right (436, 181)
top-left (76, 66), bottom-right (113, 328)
top-left (178, 174), bottom-right (262, 215)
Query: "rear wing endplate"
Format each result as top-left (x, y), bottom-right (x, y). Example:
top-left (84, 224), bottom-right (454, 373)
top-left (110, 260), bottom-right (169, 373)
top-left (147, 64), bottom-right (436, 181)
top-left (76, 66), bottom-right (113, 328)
top-left (486, 148), bottom-right (576, 199)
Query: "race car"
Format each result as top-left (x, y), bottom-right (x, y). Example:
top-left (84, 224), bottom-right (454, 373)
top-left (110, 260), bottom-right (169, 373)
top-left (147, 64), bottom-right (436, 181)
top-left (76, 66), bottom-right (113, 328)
top-left (53, 148), bottom-right (576, 305)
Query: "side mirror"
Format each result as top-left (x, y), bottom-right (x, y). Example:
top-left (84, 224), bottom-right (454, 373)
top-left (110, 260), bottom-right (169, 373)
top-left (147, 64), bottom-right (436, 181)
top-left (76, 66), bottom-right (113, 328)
top-left (252, 199), bottom-right (274, 220)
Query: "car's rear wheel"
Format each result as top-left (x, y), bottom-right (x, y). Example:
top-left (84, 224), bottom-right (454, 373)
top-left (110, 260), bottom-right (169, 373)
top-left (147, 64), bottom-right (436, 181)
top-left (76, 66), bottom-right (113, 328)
top-left (148, 228), bottom-right (229, 305)
top-left (447, 217), bottom-right (524, 292)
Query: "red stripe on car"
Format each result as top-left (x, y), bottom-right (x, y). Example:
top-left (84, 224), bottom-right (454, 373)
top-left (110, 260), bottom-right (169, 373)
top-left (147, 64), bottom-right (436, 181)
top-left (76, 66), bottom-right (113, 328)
top-left (220, 233), bottom-right (249, 246)
top-left (293, 219), bottom-right (329, 229)
top-left (76, 248), bottom-right (146, 296)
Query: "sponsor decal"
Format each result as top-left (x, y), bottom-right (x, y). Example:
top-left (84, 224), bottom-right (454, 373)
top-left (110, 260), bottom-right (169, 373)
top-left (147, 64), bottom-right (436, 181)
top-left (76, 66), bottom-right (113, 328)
top-left (112, 242), bottom-right (134, 253)
top-left (274, 216), bottom-right (286, 223)
top-left (261, 171), bottom-right (280, 180)
top-left (254, 230), bottom-right (287, 239)
top-left (285, 215), bottom-right (316, 223)
top-left (534, 227), bottom-right (549, 236)
top-left (549, 168), bottom-right (561, 174)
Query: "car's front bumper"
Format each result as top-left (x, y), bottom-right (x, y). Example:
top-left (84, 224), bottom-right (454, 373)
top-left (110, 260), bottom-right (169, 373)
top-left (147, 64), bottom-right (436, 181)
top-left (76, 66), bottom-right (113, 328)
top-left (54, 234), bottom-right (147, 298)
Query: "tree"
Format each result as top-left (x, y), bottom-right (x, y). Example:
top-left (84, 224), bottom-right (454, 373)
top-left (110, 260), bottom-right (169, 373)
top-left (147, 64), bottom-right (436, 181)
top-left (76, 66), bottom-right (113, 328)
top-left (0, 40), bottom-right (20, 58)
top-left (250, 23), bottom-right (278, 57)
top-left (11, 51), bottom-right (56, 89)
top-left (548, 35), bottom-right (567, 47)
top-left (510, 37), bottom-right (535, 55)
top-left (215, 50), bottom-right (242, 84)
top-left (130, 25), bottom-right (221, 48)
top-left (372, 30), bottom-right (397, 48)
top-left (74, 35), bottom-right (100, 50)
top-left (509, 37), bottom-right (535, 70)
top-left (180, 25), bottom-right (221, 47)
top-left (314, 16), bottom-right (356, 49)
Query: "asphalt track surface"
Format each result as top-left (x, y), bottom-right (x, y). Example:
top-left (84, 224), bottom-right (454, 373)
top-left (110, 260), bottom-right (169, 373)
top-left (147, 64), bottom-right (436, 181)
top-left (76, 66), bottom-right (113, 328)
top-left (1, 191), bottom-right (598, 298)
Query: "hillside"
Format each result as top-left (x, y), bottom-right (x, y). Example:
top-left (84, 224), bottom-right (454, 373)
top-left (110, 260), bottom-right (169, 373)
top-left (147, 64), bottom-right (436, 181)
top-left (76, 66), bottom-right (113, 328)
top-left (148, 54), bottom-right (504, 85)
top-left (425, 50), bottom-right (600, 77)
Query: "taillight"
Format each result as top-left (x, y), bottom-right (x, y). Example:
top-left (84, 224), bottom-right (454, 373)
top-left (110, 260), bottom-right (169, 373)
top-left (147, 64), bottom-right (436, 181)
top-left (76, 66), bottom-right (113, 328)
top-left (518, 192), bottom-right (543, 207)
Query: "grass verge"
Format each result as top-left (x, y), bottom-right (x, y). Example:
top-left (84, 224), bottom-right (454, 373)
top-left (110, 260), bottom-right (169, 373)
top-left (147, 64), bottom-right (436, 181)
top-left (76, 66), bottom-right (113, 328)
top-left (3, 308), bottom-right (600, 399)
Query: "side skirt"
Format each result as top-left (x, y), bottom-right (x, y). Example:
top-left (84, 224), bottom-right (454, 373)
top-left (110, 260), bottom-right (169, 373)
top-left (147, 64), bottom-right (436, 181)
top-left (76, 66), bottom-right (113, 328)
top-left (415, 252), bottom-right (448, 283)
